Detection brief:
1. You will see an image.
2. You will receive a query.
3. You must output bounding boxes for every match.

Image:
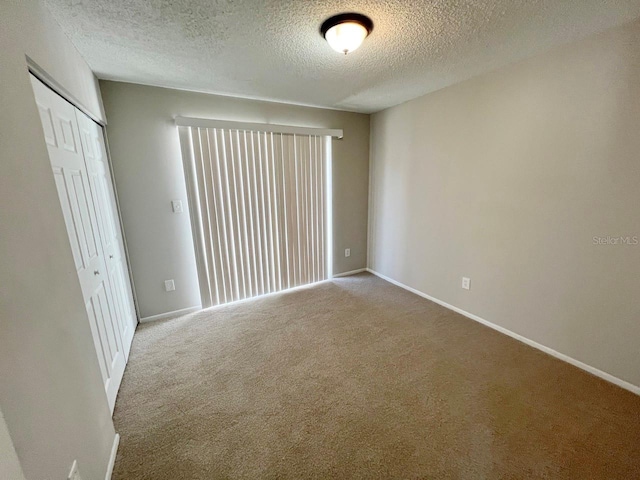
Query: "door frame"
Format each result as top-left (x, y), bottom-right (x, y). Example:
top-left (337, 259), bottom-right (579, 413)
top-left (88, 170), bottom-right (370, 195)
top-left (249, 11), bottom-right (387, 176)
top-left (27, 56), bottom-right (141, 324)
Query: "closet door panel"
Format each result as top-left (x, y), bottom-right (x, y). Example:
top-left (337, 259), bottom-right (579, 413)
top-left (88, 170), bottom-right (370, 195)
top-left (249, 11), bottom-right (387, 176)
top-left (30, 74), bottom-right (128, 414)
top-left (76, 111), bottom-right (137, 358)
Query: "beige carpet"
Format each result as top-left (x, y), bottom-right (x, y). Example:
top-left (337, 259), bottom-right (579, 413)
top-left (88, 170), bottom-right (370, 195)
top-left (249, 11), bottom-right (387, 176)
top-left (112, 273), bottom-right (640, 479)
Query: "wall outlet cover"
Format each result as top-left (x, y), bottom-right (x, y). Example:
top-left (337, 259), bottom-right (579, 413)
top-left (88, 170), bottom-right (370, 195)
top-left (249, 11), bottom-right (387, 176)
top-left (165, 279), bottom-right (176, 292)
top-left (345, 248), bottom-right (351, 257)
top-left (462, 277), bottom-right (471, 290)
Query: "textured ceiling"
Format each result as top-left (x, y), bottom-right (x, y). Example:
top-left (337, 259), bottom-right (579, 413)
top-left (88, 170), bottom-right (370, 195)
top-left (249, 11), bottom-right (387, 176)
top-left (45, 0), bottom-right (640, 113)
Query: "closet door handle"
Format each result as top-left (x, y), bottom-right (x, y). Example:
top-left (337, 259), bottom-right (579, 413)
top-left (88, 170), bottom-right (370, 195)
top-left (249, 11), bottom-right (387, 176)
top-left (109, 255), bottom-right (114, 259)
top-left (94, 270), bottom-right (100, 276)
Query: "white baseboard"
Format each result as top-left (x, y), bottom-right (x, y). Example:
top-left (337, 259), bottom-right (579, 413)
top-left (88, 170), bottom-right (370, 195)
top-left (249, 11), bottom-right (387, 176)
top-left (105, 433), bottom-right (119, 480)
top-left (140, 306), bottom-right (201, 323)
top-left (366, 268), bottom-right (640, 396)
top-left (332, 268), bottom-right (367, 278)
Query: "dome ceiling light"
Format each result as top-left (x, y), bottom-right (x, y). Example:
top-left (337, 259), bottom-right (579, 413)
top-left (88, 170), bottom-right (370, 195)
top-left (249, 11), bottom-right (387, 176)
top-left (320, 13), bottom-right (374, 55)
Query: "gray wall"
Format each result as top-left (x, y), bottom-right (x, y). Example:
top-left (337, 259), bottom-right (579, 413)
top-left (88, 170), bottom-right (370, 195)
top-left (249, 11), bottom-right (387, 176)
top-left (101, 81), bottom-right (370, 318)
top-left (0, 1), bottom-right (116, 479)
top-left (369, 20), bottom-right (640, 388)
top-left (0, 408), bottom-right (25, 480)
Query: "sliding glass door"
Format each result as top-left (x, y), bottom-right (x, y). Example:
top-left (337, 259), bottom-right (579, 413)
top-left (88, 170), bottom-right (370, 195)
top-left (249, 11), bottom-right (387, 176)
top-left (179, 126), bottom-right (331, 308)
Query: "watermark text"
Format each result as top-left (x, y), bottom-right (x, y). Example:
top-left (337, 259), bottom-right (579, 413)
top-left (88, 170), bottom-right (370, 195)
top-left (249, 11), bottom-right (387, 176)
top-left (593, 235), bottom-right (638, 246)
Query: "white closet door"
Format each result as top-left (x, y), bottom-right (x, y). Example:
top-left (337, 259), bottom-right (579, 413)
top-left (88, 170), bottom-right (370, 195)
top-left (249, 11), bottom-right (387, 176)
top-left (30, 75), bottom-right (127, 413)
top-left (76, 111), bottom-right (136, 359)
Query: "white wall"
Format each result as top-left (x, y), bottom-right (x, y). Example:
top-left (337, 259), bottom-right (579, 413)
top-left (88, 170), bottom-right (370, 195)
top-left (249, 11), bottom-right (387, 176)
top-left (101, 81), bottom-right (370, 318)
top-left (369, 19), bottom-right (640, 389)
top-left (0, 1), bottom-right (116, 479)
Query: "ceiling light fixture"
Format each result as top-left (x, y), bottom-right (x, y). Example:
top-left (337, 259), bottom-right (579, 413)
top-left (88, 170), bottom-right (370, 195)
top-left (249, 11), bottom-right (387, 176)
top-left (321, 13), bottom-right (374, 55)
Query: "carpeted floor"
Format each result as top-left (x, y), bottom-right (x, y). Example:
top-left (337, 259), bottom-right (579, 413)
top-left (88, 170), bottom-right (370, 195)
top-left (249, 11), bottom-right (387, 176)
top-left (112, 273), bottom-right (640, 479)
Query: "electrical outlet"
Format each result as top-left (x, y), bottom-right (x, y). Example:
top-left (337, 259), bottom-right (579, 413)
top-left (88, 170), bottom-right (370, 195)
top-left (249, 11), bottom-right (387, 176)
top-left (164, 279), bottom-right (176, 292)
top-left (68, 460), bottom-right (83, 480)
top-left (171, 199), bottom-right (183, 213)
top-left (462, 277), bottom-right (471, 290)
top-left (345, 248), bottom-right (351, 258)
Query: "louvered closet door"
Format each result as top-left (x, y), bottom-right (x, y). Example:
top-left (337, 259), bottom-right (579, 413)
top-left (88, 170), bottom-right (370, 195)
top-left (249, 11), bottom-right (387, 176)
top-left (181, 128), bottom-right (330, 308)
top-left (30, 75), bottom-right (128, 413)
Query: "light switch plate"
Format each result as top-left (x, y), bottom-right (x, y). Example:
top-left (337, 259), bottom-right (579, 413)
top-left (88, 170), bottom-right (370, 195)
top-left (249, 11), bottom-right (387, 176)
top-left (171, 199), bottom-right (183, 213)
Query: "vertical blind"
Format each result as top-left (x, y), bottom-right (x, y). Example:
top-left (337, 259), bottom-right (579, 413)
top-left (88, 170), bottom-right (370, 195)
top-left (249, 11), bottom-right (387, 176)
top-left (179, 126), bottom-right (331, 308)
